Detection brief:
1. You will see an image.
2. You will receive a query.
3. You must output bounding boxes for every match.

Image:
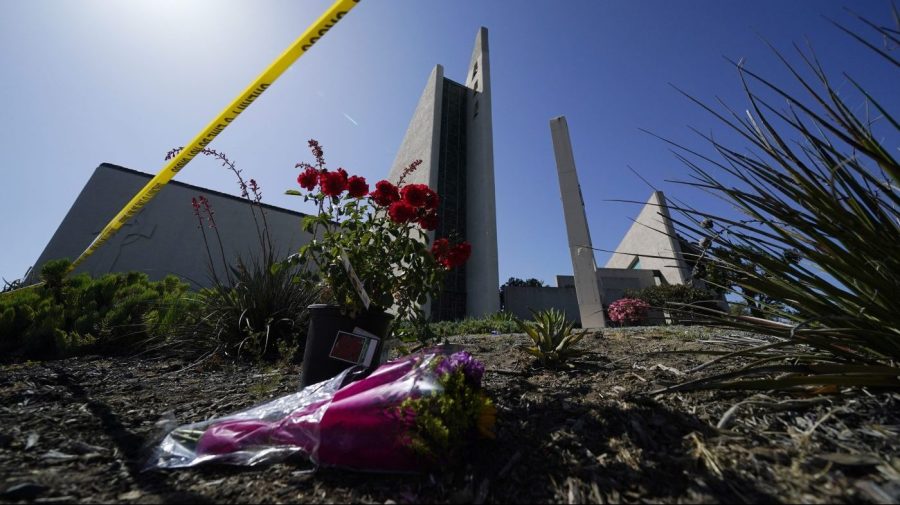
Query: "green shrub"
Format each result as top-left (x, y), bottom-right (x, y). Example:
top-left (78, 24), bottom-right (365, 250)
top-left (193, 252), bottom-right (321, 362)
top-left (426, 312), bottom-right (519, 338)
top-left (0, 259), bottom-right (199, 360)
top-left (177, 149), bottom-right (323, 362)
top-left (515, 308), bottom-right (584, 367)
top-left (624, 284), bottom-right (721, 324)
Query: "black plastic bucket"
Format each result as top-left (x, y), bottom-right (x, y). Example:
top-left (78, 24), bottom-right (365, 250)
top-left (299, 304), bottom-right (393, 387)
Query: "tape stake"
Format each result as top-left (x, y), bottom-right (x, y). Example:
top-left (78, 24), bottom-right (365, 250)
top-left (69, 0), bottom-right (361, 270)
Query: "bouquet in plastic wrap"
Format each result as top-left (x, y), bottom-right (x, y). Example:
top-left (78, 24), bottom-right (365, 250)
top-left (150, 346), bottom-right (495, 473)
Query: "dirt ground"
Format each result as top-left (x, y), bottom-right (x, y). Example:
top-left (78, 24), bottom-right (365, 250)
top-left (1, 326), bottom-right (898, 504)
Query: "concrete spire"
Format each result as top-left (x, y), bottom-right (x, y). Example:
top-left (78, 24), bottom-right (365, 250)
top-left (550, 116), bottom-right (606, 328)
top-left (464, 27), bottom-right (500, 316)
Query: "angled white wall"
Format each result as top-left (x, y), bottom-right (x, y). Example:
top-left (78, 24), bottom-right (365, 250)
top-left (605, 191), bottom-right (689, 285)
top-left (388, 65), bottom-right (444, 188)
top-left (31, 164), bottom-right (314, 288)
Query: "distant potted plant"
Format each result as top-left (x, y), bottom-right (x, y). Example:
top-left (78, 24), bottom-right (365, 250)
top-left (287, 140), bottom-right (470, 386)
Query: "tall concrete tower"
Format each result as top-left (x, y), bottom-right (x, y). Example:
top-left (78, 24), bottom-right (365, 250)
top-left (388, 27), bottom-right (500, 320)
top-left (550, 116), bottom-right (607, 328)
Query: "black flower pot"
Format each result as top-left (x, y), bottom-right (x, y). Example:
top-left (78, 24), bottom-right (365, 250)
top-left (299, 304), bottom-right (394, 388)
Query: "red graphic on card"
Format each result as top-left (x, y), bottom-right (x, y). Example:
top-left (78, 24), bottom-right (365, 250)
top-left (330, 331), bottom-right (365, 364)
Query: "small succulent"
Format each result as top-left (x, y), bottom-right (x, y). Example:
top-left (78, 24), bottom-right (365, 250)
top-left (515, 308), bottom-right (584, 367)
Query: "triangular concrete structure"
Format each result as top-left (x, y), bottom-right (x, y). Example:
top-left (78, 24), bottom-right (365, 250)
top-left (605, 191), bottom-right (689, 285)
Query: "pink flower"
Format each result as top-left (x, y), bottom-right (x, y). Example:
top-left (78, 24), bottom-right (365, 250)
top-left (608, 298), bottom-right (650, 325)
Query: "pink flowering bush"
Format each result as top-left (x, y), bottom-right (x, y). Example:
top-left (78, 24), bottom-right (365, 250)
top-left (608, 298), bottom-right (650, 326)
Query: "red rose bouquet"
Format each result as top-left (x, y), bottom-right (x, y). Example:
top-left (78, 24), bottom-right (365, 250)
top-left (287, 140), bottom-right (470, 322)
top-left (150, 347), bottom-right (495, 472)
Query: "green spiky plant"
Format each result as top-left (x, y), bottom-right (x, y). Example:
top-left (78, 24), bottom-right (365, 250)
top-left (516, 308), bottom-right (585, 367)
top-left (177, 148), bottom-right (323, 362)
top-left (656, 9), bottom-right (900, 392)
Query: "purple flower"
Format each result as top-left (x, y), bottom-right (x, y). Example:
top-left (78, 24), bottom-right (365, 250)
top-left (435, 351), bottom-right (484, 386)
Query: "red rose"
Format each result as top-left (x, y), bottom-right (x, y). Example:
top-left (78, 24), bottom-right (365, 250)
top-left (424, 188), bottom-right (440, 211)
top-left (337, 168), bottom-right (349, 185)
top-left (417, 211), bottom-right (438, 231)
top-left (347, 176), bottom-right (369, 198)
top-left (297, 168), bottom-right (319, 191)
top-left (370, 180), bottom-right (400, 207)
top-left (388, 201), bottom-right (416, 223)
top-left (431, 238), bottom-right (450, 261)
top-left (319, 170), bottom-right (347, 197)
top-left (400, 184), bottom-right (429, 208)
top-left (447, 242), bottom-right (472, 268)
top-left (431, 239), bottom-right (471, 269)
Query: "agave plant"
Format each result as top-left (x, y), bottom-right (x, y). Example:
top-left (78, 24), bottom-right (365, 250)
top-left (655, 8), bottom-right (900, 392)
top-left (516, 308), bottom-right (585, 367)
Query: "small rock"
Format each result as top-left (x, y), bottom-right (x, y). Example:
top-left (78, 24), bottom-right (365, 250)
top-left (118, 490), bottom-right (143, 501)
top-left (69, 441), bottom-right (105, 455)
top-left (40, 450), bottom-right (79, 462)
top-left (2, 482), bottom-right (49, 500)
top-left (34, 497), bottom-right (77, 504)
top-left (25, 432), bottom-right (39, 450)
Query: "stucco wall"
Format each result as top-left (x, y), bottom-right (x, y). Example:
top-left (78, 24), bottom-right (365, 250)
top-left (31, 163), bottom-right (313, 288)
top-left (387, 65), bottom-right (443, 189)
top-left (503, 285), bottom-right (581, 325)
top-left (556, 268), bottom-right (658, 307)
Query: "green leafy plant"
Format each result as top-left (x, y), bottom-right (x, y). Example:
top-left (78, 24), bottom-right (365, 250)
top-left (194, 252), bottom-right (320, 361)
top-left (0, 259), bottom-right (197, 359)
top-left (287, 140), bottom-right (470, 323)
top-left (515, 308), bottom-right (585, 367)
top-left (623, 284), bottom-right (721, 324)
top-left (171, 148), bottom-right (322, 362)
top-left (655, 9), bottom-right (900, 392)
top-left (423, 312), bottom-right (519, 339)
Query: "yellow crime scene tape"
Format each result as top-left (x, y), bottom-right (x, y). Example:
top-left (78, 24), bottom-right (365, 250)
top-left (69, 0), bottom-right (361, 270)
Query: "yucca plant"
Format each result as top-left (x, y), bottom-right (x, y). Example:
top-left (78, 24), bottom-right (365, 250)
top-left (656, 9), bottom-right (900, 392)
top-left (516, 308), bottom-right (585, 367)
top-left (196, 251), bottom-right (321, 361)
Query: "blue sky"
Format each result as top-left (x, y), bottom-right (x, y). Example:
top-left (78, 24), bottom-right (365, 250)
top-left (1, 0), bottom-right (896, 286)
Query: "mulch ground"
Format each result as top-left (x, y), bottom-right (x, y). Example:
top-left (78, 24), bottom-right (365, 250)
top-left (1, 326), bottom-right (898, 504)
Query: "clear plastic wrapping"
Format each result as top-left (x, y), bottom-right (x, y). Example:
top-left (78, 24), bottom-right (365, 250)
top-left (149, 345), bottom-right (493, 473)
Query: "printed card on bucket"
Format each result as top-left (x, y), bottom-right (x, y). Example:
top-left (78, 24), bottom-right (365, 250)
top-left (329, 327), bottom-right (380, 366)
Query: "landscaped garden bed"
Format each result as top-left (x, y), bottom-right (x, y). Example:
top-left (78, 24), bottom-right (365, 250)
top-left (2, 327), bottom-right (897, 504)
